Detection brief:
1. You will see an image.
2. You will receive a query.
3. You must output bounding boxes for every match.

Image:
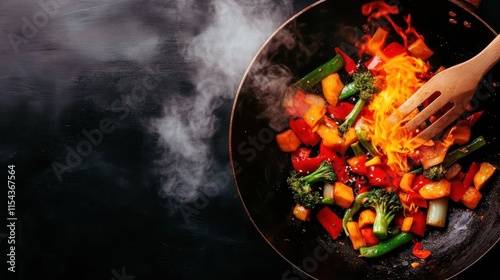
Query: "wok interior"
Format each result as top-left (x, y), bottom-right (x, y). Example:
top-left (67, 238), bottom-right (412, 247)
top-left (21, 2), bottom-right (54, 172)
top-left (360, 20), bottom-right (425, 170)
top-left (230, 0), bottom-right (500, 279)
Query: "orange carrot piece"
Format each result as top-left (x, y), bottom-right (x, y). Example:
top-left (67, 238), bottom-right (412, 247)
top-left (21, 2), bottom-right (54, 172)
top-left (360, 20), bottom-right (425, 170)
top-left (276, 129), bottom-right (301, 152)
top-left (347, 221), bottom-right (366, 250)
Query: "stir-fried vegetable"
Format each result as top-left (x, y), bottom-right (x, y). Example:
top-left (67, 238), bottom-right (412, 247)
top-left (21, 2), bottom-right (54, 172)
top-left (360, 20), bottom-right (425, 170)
top-left (275, 0), bottom-right (497, 262)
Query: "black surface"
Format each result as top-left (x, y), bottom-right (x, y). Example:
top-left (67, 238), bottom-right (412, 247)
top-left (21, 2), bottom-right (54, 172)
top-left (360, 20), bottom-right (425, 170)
top-left (0, 0), bottom-right (498, 280)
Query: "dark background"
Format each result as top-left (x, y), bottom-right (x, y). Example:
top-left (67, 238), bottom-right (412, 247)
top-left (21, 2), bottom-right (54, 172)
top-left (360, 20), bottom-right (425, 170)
top-left (0, 0), bottom-right (498, 280)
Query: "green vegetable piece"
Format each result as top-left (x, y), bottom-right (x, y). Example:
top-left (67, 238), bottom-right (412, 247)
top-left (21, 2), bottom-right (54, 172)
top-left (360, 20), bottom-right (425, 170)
top-left (337, 72), bottom-right (379, 136)
top-left (342, 191), bottom-right (370, 236)
top-left (355, 124), bottom-right (379, 157)
top-left (363, 188), bottom-right (402, 240)
top-left (292, 54), bottom-right (345, 91)
top-left (359, 232), bottom-right (413, 258)
top-left (287, 161), bottom-right (337, 209)
top-left (338, 82), bottom-right (358, 100)
top-left (415, 135), bottom-right (486, 178)
top-left (423, 165), bottom-right (447, 181)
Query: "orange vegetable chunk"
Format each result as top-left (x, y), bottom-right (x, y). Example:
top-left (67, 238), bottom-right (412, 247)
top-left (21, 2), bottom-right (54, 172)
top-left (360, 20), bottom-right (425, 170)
top-left (346, 221), bottom-right (366, 250)
top-left (358, 209), bottom-right (376, 229)
top-left (474, 162), bottom-right (496, 191)
top-left (276, 129), bottom-right (301, 152)
top-left (293, 204), bottom-right (311, 222)
top-left (333, 182), bottom-right (354, 209)
top-left (461, 186), bottom-right (483, 209)
top-left (321, 73), bottom-right (343, 106)
top-left (418, 179), bottom-right (451, 199)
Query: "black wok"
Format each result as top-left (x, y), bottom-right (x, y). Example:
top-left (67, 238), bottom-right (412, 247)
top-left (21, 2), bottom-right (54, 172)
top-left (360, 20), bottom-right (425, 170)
top-left (230, 0), bottom-right (500, 279)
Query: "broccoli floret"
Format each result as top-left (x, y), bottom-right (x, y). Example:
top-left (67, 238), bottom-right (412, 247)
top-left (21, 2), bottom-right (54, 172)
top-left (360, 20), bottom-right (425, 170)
top-left (423, 164), bottom-right (447, 181)
top-left (363, 188), bottom-right (402, 240)
top-left (337, 72), bottom-right (379, 136)
top-left (287, 161), bottom-right (337, 209)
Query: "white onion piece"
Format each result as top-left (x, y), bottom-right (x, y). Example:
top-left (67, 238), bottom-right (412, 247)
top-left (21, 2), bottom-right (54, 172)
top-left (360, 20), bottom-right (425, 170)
top-left (323, 183), bottom-right (334, 200)
top-left (426, 197), bottom-right (449, 227)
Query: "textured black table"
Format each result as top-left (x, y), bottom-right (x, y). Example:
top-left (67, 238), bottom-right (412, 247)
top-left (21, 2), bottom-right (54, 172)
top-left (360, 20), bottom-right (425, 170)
top-left (0, 1), bottom-right (498, 280)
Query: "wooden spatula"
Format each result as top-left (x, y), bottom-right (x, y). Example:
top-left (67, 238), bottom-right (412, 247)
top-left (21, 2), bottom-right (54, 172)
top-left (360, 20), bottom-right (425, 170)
top-left (387, 35), bottom-right (500, 145)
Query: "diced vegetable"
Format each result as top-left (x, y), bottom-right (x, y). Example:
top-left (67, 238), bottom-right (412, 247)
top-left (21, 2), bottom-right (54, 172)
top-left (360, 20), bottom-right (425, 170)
top-left (448, 179), bottom-right (468, 203)
top-left (302, 94), bottom-right (327, 128)
top-left (321, 73), bottom-right (344, 106)
top-left (361, 227), bottom-right (380, 246)
top-left (276, 129), bottom-right (301, 152)
top-left (359, 232), bottom-right (413, 258)
top-left (418, 179), bottom-right (451, 199)
top-left (316, 118), bottom-right (344, 151)
top-left (333, 182), bottom-right (355, 209)
top-left (289, 118), bottom-right (321, 146)
top-left (407, 38), bottom-right (434, 60)
top-left (401, 217), bottom-right (414, 232)
top-left (399, 172), bottom-right (416, 193)
top-left (463, 162), bottom-right (480, 188)
top-left (426, 197), bottom-right (449, 227)
top-left (474, 162), bottom-right (496, 190)
top-left (327, 101), bottom-right (355, 120)
top-left (335, 47), bottom-right (357, 75)
top-left (358, 209), bottom-right (377, 229)
top-left (412, 242), bottom-right (432, 259)
top-left (291, 148), bottom-right (324, 175)
top-left (445, 163), bottom-right (462, 181)
top-left (293, 204), bottom-right (311, 222)
top-left (461, 186), bottom-right (483, 209)
top-left (317, 206), bottom-right (343, 240)
top-left (347, 221), bottom-right (366, 250)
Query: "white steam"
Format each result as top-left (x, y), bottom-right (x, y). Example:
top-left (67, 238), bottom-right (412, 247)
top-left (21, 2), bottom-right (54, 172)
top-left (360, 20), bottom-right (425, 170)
top-left (152, 0), bottom-right (293, 204)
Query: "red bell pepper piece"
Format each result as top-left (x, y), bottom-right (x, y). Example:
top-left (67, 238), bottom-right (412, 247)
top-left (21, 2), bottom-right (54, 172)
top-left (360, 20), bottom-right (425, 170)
top-left (463, 162), bottom-right (480, 188)
top-left (400, 191), bottom-right (428, 208)
top-left (365, 42), bottom-right (406, 72)
top-left (409, 209), bottom-right (427, 237)
top-left (382, 42), bottom-right (407, 58)
top-left (327, 101), bottom-right (355, 121)
top-left (412, 242), bottom-right (432, 259)
top-left (319, 143), bottom-right (350, 183)
top-left (347, 155), bottom-right (368, 175)
top-left (285, 90), bottom-right (310, 117)
top-left (411, 174), bottom-right (433, 192)
top-left (449, 179), bottom-right (468, 202)
top-left (366, 165), bottom-right (392, 187)
top-left (361, 227), bottom-right (380, 246)
top-left (291, 148), bottom-right (324, 175)
top-left (316, 206), bottom-right (343, 240)
top-left (289, 118), bottom-right (321, 146)
top-left (335, 47), bottom-right (357, 75)
top-left (458, 111), bottom-right (483, 128)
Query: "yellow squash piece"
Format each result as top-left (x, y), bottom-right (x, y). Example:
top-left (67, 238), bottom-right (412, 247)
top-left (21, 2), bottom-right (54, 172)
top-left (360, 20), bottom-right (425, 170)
top-left (321, 73), bottom-right (344, 106)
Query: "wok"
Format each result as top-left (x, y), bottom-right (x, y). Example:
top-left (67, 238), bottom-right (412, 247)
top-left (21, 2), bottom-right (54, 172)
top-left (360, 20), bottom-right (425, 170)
top-left (229, 0), bottom-right (500, 279)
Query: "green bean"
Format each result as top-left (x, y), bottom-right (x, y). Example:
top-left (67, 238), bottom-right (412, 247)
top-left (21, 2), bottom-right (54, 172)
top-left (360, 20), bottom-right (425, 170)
top-left (292, 54), bottom-right (344, 91)
top-left (359, 232), bottom-right (413, 258)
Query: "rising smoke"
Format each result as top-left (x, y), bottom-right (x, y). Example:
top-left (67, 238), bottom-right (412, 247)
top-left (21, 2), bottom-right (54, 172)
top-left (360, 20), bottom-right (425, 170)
top-left (151, 0), bottom-right (294, 205)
